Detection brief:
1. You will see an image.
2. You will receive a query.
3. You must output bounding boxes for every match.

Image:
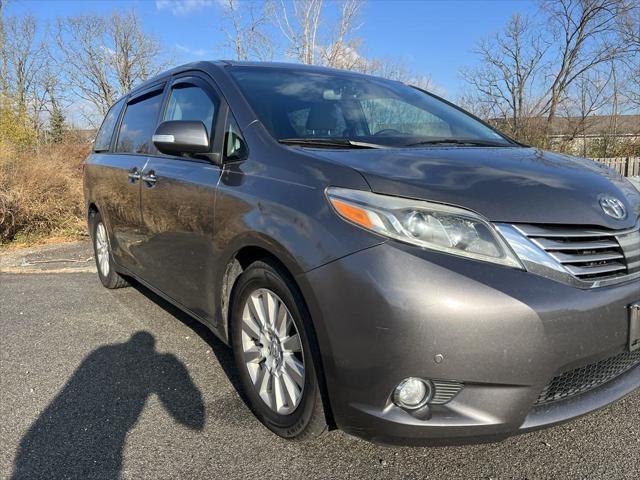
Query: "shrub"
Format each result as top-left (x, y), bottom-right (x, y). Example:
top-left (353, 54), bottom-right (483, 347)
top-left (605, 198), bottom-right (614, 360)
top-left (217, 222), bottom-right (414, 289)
top-left (0, 102), bottom-right (38, 151)
top-left (0, 143), bottom-right (90, 244)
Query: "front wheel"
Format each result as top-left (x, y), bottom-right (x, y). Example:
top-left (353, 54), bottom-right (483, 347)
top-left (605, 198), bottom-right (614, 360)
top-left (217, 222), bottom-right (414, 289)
top-left (90, 211), bottom-right (128, 289)
top-left (230, 260), bottom-right (327, 440)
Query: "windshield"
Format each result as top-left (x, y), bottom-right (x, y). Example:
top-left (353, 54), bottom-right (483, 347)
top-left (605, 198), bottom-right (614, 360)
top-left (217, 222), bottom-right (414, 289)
top-left (229, 66), bottom-right (512, 148)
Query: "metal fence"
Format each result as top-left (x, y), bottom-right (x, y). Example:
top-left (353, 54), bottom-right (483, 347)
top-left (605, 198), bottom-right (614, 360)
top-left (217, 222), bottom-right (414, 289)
top-left (592, 157), bottom-right (640, 177)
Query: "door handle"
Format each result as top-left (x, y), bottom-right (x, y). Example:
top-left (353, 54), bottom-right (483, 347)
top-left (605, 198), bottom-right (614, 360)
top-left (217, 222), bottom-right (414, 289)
top-left (142, 171), bottom-right (158, 187)
top-left (127, 167), bottom-right (141, 183)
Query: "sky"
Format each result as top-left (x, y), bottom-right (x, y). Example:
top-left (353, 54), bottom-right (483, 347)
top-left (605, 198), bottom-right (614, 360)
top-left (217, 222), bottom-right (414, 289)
top-left (6, 0), bottom-right (540, 99)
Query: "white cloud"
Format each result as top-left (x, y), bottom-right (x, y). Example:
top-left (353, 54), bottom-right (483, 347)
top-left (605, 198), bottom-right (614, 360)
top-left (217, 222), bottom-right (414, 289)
top-left (175, 44), bottom-right (210, 57)
top-left (156, 0), bottom-right (214, 16)
top-left (99, 45), bottom-right (116, 58)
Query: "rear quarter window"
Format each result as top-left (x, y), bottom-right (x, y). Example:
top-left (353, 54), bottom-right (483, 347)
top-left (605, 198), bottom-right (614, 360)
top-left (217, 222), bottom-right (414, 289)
top-left (94, 99), bottom-right (125, 152)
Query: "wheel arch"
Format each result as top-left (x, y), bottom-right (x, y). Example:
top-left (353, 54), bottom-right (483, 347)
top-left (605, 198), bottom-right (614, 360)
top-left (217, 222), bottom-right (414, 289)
top-left (86, 202), bottom-right (115, 247)
top-left (87, 202), bottom-right (99, 216)
top-left (86, 203), bottom-right (100, 241)
top-left (87, 202), bottom-right (99, 224)
top-left (217, 237), bottom-right (337, 429)
top-left (218, 238), bottom-right (304, 344)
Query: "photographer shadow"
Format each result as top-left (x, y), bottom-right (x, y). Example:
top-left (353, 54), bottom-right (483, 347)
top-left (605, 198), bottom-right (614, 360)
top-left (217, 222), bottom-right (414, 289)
top-left (11, 331), bottom-right (205, 480)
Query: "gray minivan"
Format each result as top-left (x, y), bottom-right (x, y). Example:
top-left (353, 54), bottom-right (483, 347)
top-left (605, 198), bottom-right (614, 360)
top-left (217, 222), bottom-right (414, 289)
top-left (84, 61), bottom-right (640, 445)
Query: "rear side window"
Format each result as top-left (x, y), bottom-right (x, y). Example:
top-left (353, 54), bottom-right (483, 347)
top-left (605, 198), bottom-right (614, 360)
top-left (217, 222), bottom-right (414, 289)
top-left (94, 98), bottom-right (125, 152)
top-left (116, 89), bottom-right (164, 154)
top-left (163, 84), bottom-right (218, 137)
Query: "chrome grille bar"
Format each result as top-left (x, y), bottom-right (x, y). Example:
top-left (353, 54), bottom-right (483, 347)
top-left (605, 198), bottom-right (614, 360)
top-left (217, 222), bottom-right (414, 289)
top-left (513, 223), bottom-right (639, 282)
top-left (516, 225), bottom-right (618, 238)
top-left (564, 263), bottom-right (627, 277)
top-left (532, 238), bottom-right (619, 251)
top-left (548, 251), bottom-right (624, 264)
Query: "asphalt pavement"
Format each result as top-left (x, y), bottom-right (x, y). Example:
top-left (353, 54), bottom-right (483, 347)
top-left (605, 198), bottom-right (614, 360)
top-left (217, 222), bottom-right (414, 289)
top-left (1, 241), bottom-right (639, 479)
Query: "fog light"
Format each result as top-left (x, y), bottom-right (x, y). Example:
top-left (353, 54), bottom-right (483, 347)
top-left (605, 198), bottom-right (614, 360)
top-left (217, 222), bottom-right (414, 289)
top-left (394, 377), bottom-right (432, 409)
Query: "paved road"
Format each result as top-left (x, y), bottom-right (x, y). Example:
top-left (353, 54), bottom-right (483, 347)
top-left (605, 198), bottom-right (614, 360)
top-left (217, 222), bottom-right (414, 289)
top-left (1, 244), bottom-right (640, 479)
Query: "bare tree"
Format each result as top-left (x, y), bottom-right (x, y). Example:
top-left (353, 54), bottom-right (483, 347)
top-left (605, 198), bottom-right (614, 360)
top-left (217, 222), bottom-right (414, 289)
top-left (461, 0), bottom-right (635, 148)
top-left (539, 0), bottom-right (631, 137)
top-left (616, 3), bottom-right (640, 109)
top-left (274, 0), bottom-right (365, 68)
top-left (319, 0), bottom-right (364, 69)
top-left (2, 13), bottom-right (53, 138)
top-left (274, 0), bottom-right (323, 64)
top-left (109, 11), bottom-right (163, 92)
top-left (218, 0), bottom-right (274, 61)
top-left (460, 14), bottom-right (548, 141)
top-left (360, 57), bottom-right (439, 91)
top-left (0, 1), bottom-right (8, 97)
top-left (56, 15), bottom-right (116, 118)
top-left (556, 66), bottom-right (613, 154)
top-left (56, 11), bottom-right (164, 123)
top-left (4, 15), bottom-right (48, 112)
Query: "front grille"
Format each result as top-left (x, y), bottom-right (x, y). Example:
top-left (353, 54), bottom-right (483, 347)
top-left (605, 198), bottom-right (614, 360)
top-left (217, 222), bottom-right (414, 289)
top-left (516, 224), bottom-right (640, 281)
top-left (536, 351), bottom-right (640, 405)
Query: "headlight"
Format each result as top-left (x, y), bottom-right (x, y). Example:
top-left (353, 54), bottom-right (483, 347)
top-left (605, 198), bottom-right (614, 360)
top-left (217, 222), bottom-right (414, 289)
top-left (326, 187), bottom-right (523, 269)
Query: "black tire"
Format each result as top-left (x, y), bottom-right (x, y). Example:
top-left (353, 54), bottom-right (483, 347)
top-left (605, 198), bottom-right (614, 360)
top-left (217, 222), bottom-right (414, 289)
top-left (230, 260), bottom-right (327, 440)
top-left (90, 211), bottom-right (128, 289)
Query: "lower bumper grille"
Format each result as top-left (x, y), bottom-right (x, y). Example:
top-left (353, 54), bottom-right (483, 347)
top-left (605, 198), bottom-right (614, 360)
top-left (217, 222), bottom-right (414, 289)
top-left (430, 380), bottom-right (464, 405)
top-left (536, 350), bottom-right (640, 406)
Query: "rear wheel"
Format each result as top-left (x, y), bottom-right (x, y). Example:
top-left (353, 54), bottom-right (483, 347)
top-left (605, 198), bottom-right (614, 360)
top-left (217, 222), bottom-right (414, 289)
top-left (230, 260), bottom-right (327, 440)
top-left (90, 211), bottom-right (128, 289)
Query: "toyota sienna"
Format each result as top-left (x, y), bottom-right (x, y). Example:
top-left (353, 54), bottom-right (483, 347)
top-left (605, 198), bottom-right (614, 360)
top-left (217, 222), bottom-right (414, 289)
top-left (84, 61), bottom-right (640, 445)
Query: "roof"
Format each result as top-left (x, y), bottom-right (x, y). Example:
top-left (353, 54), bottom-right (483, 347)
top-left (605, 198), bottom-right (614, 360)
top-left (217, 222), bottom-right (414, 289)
top-left (128, 60), bottom-right (399, 98)
top-left (219, 60), bottom-right (370, 75)
top-left (128, 61), bottom-right (212, 96)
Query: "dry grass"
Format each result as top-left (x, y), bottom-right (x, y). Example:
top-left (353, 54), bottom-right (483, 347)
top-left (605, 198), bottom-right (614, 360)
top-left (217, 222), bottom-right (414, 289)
top-left (0, 143), bottom-right (90, 246)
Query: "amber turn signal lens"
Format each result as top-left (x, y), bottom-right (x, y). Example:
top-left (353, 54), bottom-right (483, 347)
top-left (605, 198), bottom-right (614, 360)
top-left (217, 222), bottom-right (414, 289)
top-left (330, 199), bottom-right (373, 229)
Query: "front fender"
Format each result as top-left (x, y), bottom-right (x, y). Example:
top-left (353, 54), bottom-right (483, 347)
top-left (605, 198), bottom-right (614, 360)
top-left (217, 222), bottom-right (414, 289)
top-left (214, 157), bottom-right (382, 274)
top-left (211, 155), bottom-right (384, 340)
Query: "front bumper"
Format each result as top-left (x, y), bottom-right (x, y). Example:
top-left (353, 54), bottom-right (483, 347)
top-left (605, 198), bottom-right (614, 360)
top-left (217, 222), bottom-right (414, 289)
top-left (299, 241), bottom-right (640, 446)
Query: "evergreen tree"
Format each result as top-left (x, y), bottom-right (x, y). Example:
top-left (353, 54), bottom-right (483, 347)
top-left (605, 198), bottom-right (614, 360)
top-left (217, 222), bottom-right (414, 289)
top-left (49, 102), bottom-right (65, 144)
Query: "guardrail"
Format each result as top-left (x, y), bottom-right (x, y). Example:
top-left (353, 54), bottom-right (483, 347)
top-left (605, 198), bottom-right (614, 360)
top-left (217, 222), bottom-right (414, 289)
top-left (592, 157), bottom-right (640, 177)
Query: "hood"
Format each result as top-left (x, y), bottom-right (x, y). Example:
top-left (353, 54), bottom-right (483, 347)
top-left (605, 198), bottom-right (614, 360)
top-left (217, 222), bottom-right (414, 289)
top-left (309, 146), bottom-right (640, 230)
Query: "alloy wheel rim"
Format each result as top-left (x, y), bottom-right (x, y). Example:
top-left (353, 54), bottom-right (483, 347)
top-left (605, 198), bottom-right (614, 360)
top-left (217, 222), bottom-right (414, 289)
top-left (241, 288), bottom-right (305, 415)
top-left (95, 222), bottom-right (110, 277)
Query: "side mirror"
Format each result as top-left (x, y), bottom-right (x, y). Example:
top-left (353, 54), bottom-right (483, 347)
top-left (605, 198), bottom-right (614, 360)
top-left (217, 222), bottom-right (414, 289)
top-left (152, 120), bottom-right (210, 155)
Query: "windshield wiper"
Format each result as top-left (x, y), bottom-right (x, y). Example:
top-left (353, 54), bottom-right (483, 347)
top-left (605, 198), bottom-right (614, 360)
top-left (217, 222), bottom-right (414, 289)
top-left (404, 138), bottom-right (509, 147)
top-left (278, 138), bottom-right (387, 149)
